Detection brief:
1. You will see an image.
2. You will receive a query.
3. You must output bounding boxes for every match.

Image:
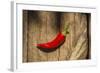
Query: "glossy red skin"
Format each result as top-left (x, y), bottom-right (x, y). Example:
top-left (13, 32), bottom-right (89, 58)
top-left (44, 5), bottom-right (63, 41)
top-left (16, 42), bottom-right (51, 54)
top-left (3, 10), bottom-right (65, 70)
top-left (37, 32), bottom-right (65, 49)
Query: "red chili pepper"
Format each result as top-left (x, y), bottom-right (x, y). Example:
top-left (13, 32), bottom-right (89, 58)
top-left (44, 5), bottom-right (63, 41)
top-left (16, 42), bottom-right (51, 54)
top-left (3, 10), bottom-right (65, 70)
top-left (36, 24), bottom-right (69, 49)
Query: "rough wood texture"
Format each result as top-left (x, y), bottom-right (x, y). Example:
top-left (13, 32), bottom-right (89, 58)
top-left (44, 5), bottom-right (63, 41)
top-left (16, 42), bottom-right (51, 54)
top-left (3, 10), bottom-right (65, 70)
top-left (69, 13), bottom-right (88, 60)
top-left (23, 10), bottom-right (28, 62)
top-left (38, 11), bottom-right (48, 61)
top-left (46, 12), bottom-right (60, 61)
top-left (59, 13), bottom-right (74, 60)
top-left (23, 11), bottom-right (90, 62)
top-left (27, 11), bottom-right (40, 62)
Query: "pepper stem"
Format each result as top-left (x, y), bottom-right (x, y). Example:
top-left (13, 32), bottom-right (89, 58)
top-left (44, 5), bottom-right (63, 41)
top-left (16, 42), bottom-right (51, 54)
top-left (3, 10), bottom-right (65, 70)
top-left (62, 22), bottom-right (70, 36)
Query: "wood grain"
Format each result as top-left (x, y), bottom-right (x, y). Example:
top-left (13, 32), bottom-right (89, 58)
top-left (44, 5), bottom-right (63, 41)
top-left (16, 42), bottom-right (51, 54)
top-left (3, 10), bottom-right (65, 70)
top-left (38, 11), bottom-right (48, 61)
top-left (23, 10), bottom-right (28, 62)
top-left (27, 11), bottom-right (40, 62)
top-left (46, 12), bottom-right (59, 61)
top-left (59, 13), bottom-right (74, 60)
top-left (23, 11), bottom-right (90, 62)
top-left (70, 13), bottom-right (88, 60)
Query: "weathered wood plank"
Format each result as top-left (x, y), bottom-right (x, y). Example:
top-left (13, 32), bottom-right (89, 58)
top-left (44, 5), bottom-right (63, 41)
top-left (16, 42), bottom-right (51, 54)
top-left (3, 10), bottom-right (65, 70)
top-left (87, 14), bottom-right (91, 59)
top-left (27, 11), bottom-right (39, 62)
top-left (59, 13), bottom-right (75, 60)
top-left (37, 11), bottom-right (48, 61)
top-left (23, 11), bottom-right (90, 62)
top-left (70, 13), bottom-right (88, 60)
top-left (23, 10), bottom-right (28, 62)
top-left (46, 12), bottom-right (60, 61)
